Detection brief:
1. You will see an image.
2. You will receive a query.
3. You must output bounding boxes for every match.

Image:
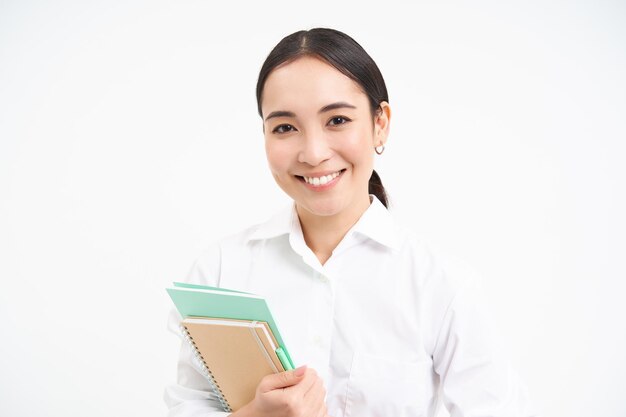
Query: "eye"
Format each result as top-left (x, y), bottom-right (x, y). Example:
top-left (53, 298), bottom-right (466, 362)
top-left (328, 116), bottom-right (351, 126)
top-left (272, 124), bottom-right (296, 134)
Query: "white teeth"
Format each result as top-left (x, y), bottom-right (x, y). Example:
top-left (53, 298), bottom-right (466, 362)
top-left (303, 170), bottom-right (342, 186)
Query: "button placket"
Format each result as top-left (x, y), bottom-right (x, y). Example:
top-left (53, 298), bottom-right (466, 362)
top-left (307, 270), bottom-right (336, 375)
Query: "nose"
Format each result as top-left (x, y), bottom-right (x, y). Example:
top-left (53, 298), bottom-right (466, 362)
top-left (298, 129), bottom-right (332, 166)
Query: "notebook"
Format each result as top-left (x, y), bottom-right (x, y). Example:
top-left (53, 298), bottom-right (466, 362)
top-left (181, 317), bottom-right (285, 411)
top-left (167, 282), bottom-right (295, 412)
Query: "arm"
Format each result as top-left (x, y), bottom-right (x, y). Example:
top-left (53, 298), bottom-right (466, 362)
top-left (432, 276), bottom-right (539, 417)
top-left (164, 244), bottom-right (231, 416)
top-left (164, 306), bottom-right (232, 416)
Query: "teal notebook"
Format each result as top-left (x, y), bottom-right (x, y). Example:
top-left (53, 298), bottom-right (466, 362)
top-left (167, 282), bottom-right (295, 369)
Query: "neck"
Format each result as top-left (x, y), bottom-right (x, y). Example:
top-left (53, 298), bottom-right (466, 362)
top-left (296, 194), bottom-right (371, 265)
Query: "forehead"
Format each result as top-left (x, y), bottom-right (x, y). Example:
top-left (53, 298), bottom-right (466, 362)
top-left (261, 56), bottom-right (368, 116)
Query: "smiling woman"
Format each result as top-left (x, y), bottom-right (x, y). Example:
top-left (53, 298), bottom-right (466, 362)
top-left (165, 28), bottom-right (539, 417)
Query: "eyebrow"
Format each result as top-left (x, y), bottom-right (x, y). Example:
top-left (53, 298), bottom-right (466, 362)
top-left (264, 101), bottom-right (357, 122)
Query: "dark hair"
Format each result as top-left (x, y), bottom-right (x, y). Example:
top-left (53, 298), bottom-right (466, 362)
top-left (255, 27), bottom-right (389, 208)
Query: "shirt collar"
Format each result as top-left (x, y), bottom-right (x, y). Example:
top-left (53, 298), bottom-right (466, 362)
top-left (247, 202), bottom-right (294, 242)
top-left (350, 195), bottom-right (402, 251)
top-left (247, 195), bottom-right (401, 251)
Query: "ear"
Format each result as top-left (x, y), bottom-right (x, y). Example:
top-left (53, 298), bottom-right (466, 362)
top-left (374, 101), bottom-right (391, 147)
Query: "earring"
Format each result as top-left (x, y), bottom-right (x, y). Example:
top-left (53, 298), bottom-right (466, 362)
top-left (375, 145), bottom-right (385, 155)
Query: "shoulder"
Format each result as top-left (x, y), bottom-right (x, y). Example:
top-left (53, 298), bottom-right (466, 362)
top-left (184, 210), bottom-right (288, 286)
top-left (372, 202), bottom-right (482, 293)
top-left (187, 224), bottom-right (270, 287)
top-left (394, 222), bottom-right (484, 297)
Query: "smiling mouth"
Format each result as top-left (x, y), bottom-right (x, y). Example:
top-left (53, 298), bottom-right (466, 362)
top-left (296, 169), bottom-right (346, 187)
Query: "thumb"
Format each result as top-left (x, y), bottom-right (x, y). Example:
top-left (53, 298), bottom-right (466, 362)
top-left (260, 365), bottom-right (307, 392)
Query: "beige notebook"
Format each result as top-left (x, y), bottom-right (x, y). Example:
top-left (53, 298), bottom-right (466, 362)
top-left (181, 317), bottom-right (286, 412)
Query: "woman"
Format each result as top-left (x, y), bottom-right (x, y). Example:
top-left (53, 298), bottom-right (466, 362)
top-left (165, 28), bottom-right (537, 417)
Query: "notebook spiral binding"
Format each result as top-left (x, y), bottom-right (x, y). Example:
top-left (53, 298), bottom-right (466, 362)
top-left (180, 323), bottom-right (232, 412)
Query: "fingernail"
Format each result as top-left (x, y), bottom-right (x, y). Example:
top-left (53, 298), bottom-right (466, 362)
top-left (294, 365), bottom-right (307, 377)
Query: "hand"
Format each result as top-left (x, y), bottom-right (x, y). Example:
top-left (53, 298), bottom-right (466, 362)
top-left (233, 365), bottom-right (330, 417)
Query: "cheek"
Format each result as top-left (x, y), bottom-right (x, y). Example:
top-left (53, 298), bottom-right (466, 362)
top-left (342, 131), bottom-right (375, 167)
top-left (265, 141), bottom-right (292, 176)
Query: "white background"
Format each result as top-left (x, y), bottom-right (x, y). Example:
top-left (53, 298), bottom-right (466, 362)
top-left (1, 1), bottom-right (624, 416)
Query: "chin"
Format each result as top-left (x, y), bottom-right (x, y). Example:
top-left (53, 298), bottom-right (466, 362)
top-left (298, 198), bottom-right (344, 218)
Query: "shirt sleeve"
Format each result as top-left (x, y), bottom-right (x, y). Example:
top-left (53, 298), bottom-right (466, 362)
top-left (431, 268), bottom-right (540, 417)
top-left (163, 243), bottom-right (231, 417)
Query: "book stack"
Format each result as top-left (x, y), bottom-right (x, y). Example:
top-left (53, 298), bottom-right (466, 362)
top-left (167, 283), bottom-right (294, 412)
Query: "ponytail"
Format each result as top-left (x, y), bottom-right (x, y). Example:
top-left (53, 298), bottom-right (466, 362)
top-left (368, 169), bottom-right (388, 208)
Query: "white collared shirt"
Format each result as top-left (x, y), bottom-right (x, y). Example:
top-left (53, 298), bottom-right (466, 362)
top-left (164, 196), bottom-right (538, 417)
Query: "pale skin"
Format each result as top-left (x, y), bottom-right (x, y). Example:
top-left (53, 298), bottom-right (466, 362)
top-left (232, 55), bottom-right (391, 417)
top-left (233, 366), bottom-right (328, 417)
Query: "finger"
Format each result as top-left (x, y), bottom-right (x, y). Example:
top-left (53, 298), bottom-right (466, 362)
top-left (303, 377), bottom-right (326, 413)
top-left (304, 380), bottom-right (326, 408)
top-left (303, 374), bottom-right (323, 398)
top-left (301, 387), bottom-right (326, 417)
top-left (291, 368), bottom-right (320, 397)
top-left (258, 365), bottom-right (307, 393)
top-left (310, 390), bottom-right (328, 417)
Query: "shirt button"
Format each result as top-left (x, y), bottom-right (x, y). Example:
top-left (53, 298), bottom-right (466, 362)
top-left (312, 335), bottom-right (323, 346)
top-left (319, 275), bottom-right (330, 283)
